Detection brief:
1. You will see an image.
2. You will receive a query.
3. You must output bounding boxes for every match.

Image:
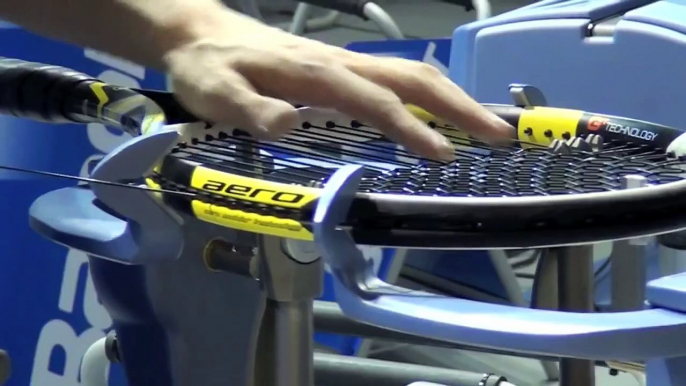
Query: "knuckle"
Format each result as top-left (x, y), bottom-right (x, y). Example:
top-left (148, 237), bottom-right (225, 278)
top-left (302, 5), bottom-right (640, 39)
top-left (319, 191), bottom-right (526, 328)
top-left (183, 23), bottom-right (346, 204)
top-left (231, 47), bottom-right (274, 70)
top-left (298, 59), bottom-right (335, 78)
top-left (368, 93), bottom-right (404, 122)
top-left (205, 90), bottom-right (255, 119)
top-left (373, 92), bottom-right (403, 109)
top-left (377, 60), bottom-right (443, 92)
top-left (195, 41), bottom-right (245, 64)
top-left (414, 62), bottom-right (443, 79)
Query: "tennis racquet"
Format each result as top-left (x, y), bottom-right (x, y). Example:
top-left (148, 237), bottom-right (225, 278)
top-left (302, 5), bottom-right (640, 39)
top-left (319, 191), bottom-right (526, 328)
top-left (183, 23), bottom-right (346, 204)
top-left (2, 57), bottom-right (686, 249)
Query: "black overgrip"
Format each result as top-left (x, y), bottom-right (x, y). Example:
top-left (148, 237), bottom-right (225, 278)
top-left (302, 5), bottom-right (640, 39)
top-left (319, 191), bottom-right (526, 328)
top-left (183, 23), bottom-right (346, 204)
top-left (298, 0), bottom-right (370, 18)
top-left (0, 57), bottom-right (98, 123)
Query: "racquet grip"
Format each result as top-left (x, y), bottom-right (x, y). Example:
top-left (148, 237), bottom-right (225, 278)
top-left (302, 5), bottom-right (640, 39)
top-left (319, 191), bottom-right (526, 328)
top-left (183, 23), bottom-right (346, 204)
top-left (298, 0), bottom-right (370, 18)
top-left (0, 57), bottom-right (98, 123)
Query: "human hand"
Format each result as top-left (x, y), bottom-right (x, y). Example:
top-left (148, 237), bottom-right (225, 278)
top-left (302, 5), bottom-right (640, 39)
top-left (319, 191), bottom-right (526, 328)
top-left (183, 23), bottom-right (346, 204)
top-left (163, 19), bottom-right (513, 162)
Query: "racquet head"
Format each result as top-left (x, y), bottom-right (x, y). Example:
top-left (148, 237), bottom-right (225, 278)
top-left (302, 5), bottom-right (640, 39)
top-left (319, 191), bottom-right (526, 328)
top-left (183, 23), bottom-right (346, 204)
top-left (3, 57), bottom-right (686, 249)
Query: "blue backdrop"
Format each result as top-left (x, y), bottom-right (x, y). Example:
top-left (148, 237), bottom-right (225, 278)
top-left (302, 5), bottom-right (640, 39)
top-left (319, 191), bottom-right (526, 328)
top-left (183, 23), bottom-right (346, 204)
top-left (0, 26), bottom-right (166, 386)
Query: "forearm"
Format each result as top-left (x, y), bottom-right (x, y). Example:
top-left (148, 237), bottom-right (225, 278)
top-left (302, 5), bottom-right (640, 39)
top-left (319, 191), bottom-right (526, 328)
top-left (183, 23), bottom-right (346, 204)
top-left (0, 0), bottom-right (264, 70)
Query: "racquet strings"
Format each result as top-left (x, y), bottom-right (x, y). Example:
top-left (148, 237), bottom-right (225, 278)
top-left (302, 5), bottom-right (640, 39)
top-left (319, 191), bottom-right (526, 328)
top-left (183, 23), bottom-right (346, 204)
top-left (0, 164), bottom-right (194, 196)
top-left (0, 118), bottom-right (683, 203)
top-left (160, 118), bottom-right (686, 198)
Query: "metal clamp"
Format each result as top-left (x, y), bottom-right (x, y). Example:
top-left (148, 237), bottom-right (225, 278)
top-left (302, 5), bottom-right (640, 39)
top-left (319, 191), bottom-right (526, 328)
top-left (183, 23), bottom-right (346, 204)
top-left (509, 84), bottom-right (548, 107)
top-left (29, 128), bottom-right (184, 265)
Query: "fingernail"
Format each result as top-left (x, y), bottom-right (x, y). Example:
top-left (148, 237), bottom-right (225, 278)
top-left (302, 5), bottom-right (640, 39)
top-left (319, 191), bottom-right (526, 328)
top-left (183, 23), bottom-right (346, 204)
top-left (476, 117), bottom-right (516, 146)
top-left (493, 116), bottom-right (516, 137)
top-left (488, 134), bottom-right (515, 147)
top-left (434, 133), bottom-right (456, 162)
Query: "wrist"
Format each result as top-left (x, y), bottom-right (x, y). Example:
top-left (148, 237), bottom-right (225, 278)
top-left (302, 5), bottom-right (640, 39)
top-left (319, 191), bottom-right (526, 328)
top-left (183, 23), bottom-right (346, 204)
top-left (156, 3), bottom-right (267, 70)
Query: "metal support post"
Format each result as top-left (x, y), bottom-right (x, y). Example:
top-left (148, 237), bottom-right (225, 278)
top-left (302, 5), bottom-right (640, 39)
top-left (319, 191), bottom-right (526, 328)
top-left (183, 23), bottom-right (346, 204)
top-left (489, 250), bottom-right (559, 381)
top-left (554, 245), bottom-right (596, 386)
top-left (254, 236), bottom-right (323, 386)
top-left (611, 175), bottom-right (648, 311)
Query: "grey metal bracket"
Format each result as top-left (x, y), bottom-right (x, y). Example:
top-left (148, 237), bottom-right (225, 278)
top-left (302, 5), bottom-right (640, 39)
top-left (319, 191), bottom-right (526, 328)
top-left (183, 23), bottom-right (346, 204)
top-left (509, 84), bottom-right (548, 107)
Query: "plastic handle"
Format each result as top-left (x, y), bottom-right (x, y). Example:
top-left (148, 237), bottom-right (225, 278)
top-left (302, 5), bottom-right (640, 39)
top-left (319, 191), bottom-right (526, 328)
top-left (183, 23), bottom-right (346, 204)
top-left (298, 0), bottom-right (370, 18)
top-left (0, 57), bottom-right (97, 123)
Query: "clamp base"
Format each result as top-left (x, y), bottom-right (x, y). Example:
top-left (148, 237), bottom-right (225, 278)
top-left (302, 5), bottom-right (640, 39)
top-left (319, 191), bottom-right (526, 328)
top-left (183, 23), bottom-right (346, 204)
top-left (29, 187), bottom-right (136, 262)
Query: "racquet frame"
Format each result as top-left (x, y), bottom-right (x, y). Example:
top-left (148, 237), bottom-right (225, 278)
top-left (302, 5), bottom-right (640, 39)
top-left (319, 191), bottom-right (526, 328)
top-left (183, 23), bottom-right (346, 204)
top-left (2, 59), bottom-right (686, 247)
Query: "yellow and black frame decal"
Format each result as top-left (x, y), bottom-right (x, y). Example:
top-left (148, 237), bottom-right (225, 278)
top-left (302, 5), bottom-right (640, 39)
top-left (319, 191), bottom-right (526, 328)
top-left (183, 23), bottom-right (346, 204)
top-left (156, 156), bottom-right (321, 240)
top-left (575, 112), bottom-right (680, 150)
top-left (65, 81), bottom-right (166, 137)
top-left (516, 106), bottom-right (582, 146)
top-left (482, 104), bottom-right (681, 150)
